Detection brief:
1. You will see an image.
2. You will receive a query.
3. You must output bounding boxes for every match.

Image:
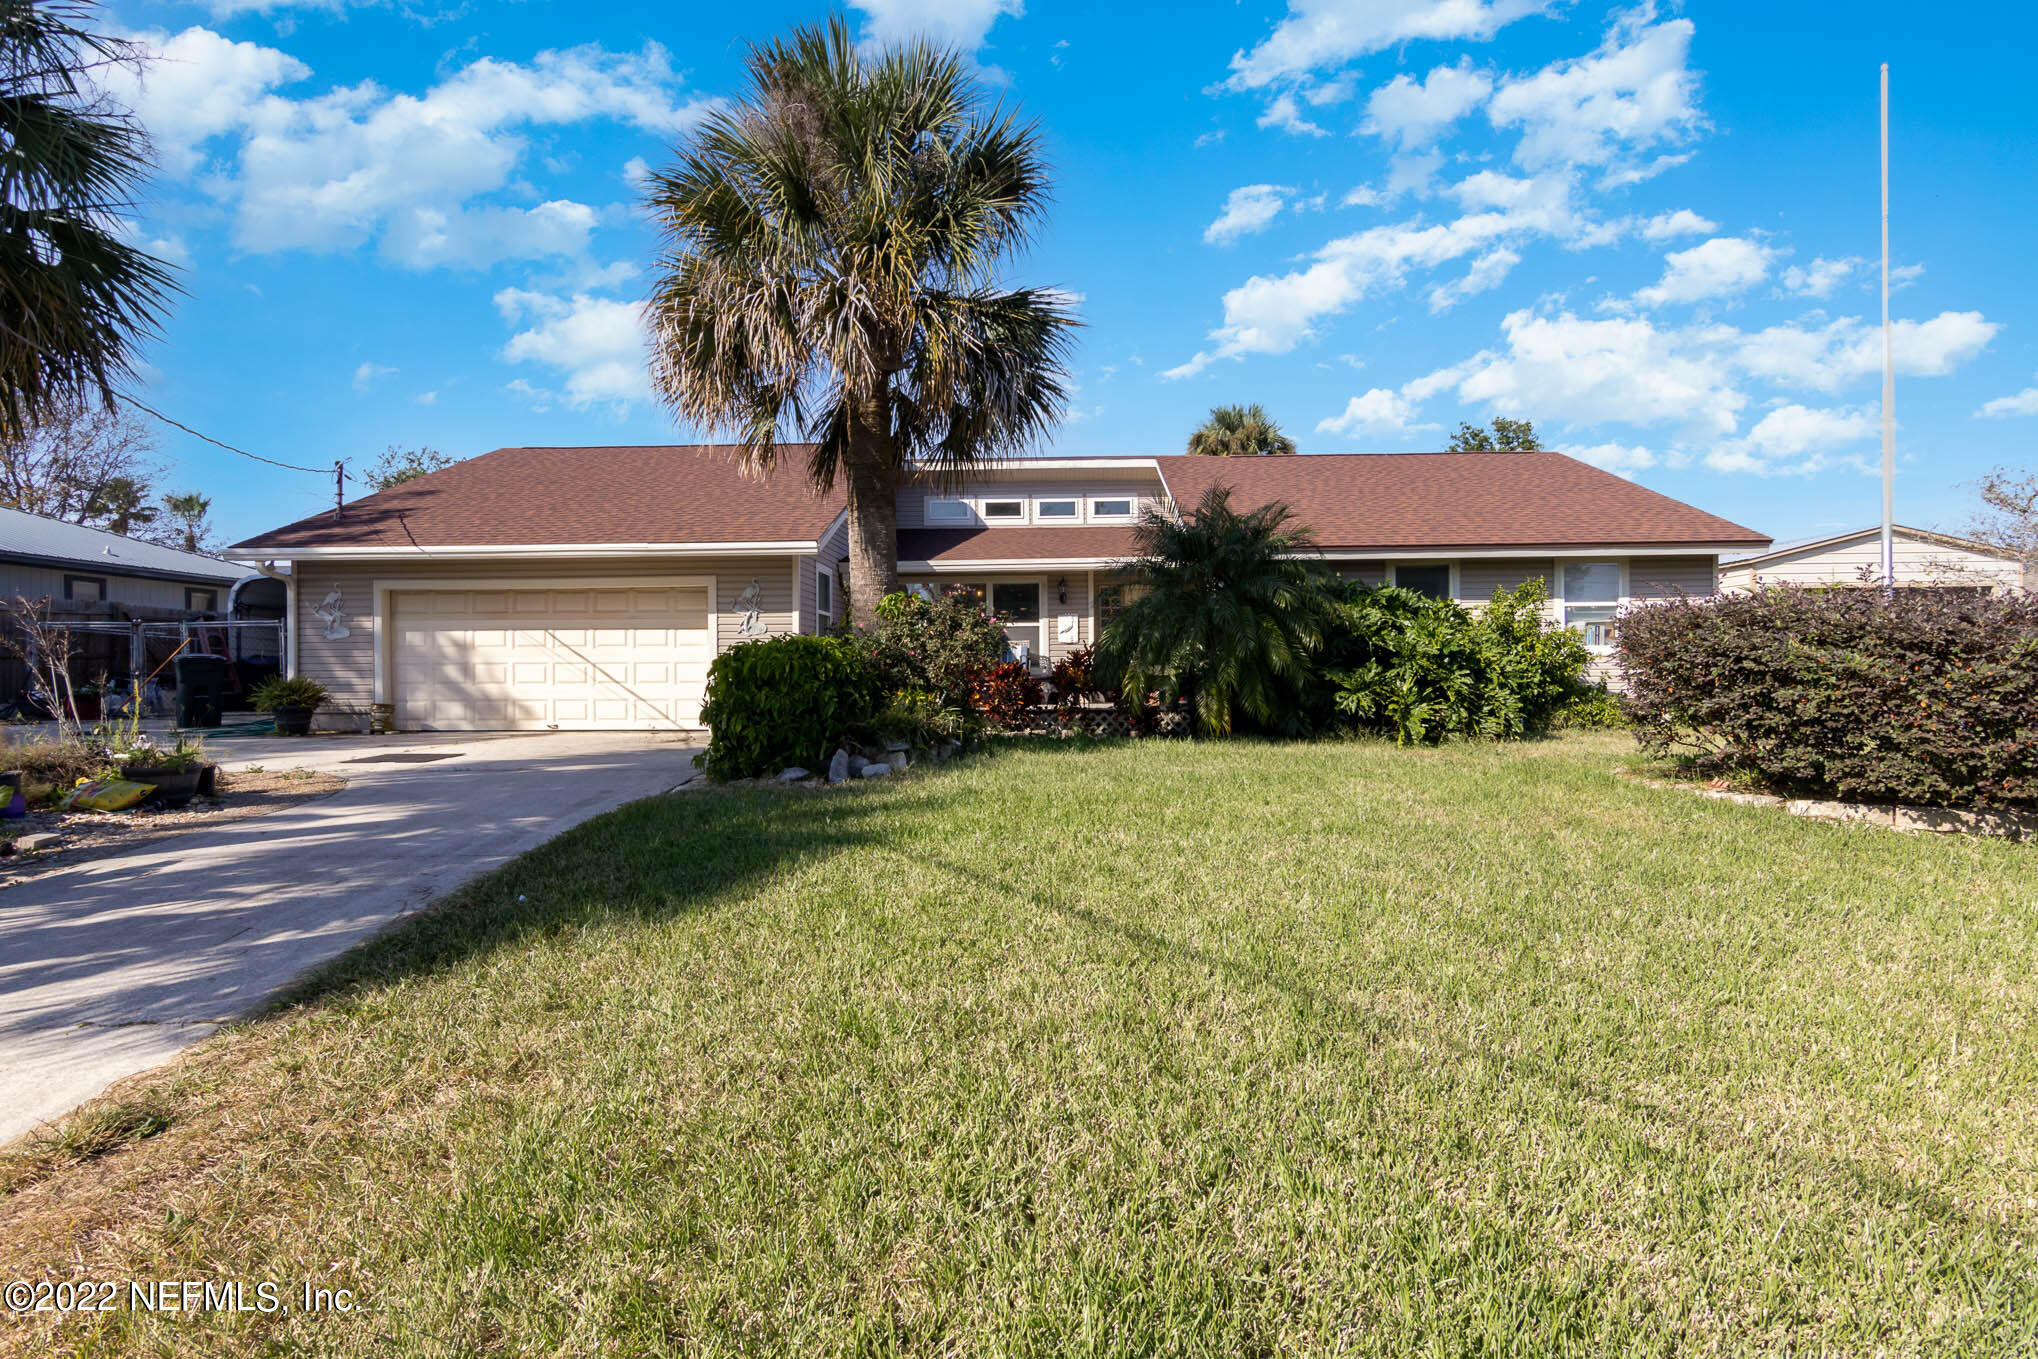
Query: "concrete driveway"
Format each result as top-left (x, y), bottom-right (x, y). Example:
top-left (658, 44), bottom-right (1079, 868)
top-left (0, 731), bottom-right (702, 1144)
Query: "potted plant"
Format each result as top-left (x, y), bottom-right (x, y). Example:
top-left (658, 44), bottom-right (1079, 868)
top-left (251, 675), bottom-right (330, 736)
top-left (115, 734), bottom-right (208, 809)
top-left (69, 681), bottom-right (101, 722)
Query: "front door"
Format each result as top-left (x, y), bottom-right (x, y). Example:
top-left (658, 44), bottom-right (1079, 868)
top-left (992, 582), bottom-right (1042, 670)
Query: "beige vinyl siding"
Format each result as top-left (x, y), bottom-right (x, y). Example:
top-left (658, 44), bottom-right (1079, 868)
top-left (1456, 558), bottom-right (1553, 608)
top-left (1628, 556), bottom-right (1715, 599)
top-left (0, 562), bottom-right (234, 613)
top-left (898, 479), bottom-right (1165, 528)
top-left (801, 514), bottom-right (850, 632)
top-left (1718, 534), bottom-right (2024, 593)
top-left (291, 555), bottom-right (801, 715)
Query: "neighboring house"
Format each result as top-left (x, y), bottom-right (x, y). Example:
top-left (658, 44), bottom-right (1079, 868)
top-left (229, 446), bottom-right (1767, 731)
top-left (1, 506), bottom-right (253, 704)
top-left (1719, 525), bottom-right (2028, 595)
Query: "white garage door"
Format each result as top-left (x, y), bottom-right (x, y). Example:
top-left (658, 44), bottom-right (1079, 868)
top-left (393, 586), bottom-right (711, 731)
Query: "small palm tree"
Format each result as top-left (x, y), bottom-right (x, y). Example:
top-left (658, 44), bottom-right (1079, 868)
top-left (0, 1), bottom-right (178, 441)
top-left (1186, 403), bottom-right (1297, 457)
top-left (644, 17), bottom-right (1075, 627)
top-left (160, 490), bottom-right (211, 552)
top-left (1097, 485), bottom-right (1330, 737)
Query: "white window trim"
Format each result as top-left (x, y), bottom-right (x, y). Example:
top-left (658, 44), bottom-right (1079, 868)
top-left (1557, 558), bottom-right (1628, 652)
top-left (1034, 498), bottom-right (1081, 522)
top-left (978, 497), bottom-right (1029, 524)
top-left (924, 496), bottom-right (974, 526)
top-left (816, 565), bottom-right (835, 627)
top-left (1088, 496), bottom-right (1138, 522)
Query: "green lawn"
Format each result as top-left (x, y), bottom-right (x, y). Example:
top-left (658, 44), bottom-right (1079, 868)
top-left (6, 733), bottom-right (2037, 1356)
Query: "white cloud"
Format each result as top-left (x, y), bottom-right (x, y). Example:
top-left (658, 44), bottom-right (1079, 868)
top-left (1704, 403), bottom-right (1876, 474)
top-left (1316, 386), bottom-right (1432, 437)
top-left (415, 390), bottom-right (438, 405)
top-left (1226, 0), bottom-right (1547, 91)
top-left (849, 0), bottom-right (1022, 53)
top-left (1256, 92), bottom-right (1327, 137)
top-left (1426, 246), bottom-right (1519, 311)
top-left (1204, 184), bottom-right (1290, 245)
top-left (496, 288), bottom-right (650, 409)
top-left (1635, 236), bottom-right (1774, 307)
top-left (1487, 16), bottom-right (1703, 181)
top-left (1731, 311), bottom-right (1999, 390)
top-left (1977, 378), bottom-right (2038, 419)
top-left (1450, 308), bottom-right (1746, 435)
top-left (1781, 256), bottom-right (1860, 298)
top-left (1567, 441), bottom-right (1661, 474)
top-left (1361, 60), bottom-right (1493, 149)
top-left (1639, 208), bottom-right (1715, 240)
top-left (352, 361), bottom-right (395, 390)
top-left (622, 155), bottom-right (653, 188)
top-left (112, 28), bottom-right (713, 269)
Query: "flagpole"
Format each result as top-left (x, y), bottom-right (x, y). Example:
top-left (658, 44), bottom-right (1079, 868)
top-left (1880, 63), bottom-right (1895, 594)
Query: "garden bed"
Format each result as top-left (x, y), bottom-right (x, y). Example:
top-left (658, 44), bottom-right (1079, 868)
top-left (0, 767), bottom-right (347, 888)
top-left (1620, 766), bottom-right (2038, 841)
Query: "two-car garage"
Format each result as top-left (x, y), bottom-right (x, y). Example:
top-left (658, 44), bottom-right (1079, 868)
top-left (391, 585), bottom-right (712, 731)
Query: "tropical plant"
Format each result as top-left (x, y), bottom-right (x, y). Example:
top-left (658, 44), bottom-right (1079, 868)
top-left (1186, 403), bottom-right (1297, 457)
top-left (643, 17), bottom-right (1076, 627)
top-left (1319, 578), bottom-right (1588, 745)
top-left (365, 445), bottom-right (455, 492)
top-left (158, 490), bottom-right (212, 553)
top-left (1096, 486), bottom-right (1332, 737)
top-left (1048, 645), bottom-right (1111, 708)
top-left (249, 675), bottom-right (330, 712)
top-left (967, 661), bottom-right (1042, 728)
top-left (1446, 418), bottom-right (1541, 452)
top-left (0, 1), bottom-right (178, 441)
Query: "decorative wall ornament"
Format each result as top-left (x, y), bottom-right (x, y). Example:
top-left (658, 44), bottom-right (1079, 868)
top-left (312, 586), bottom-right (351, 640)
top-left (734, 578), bottom-right (766, 636)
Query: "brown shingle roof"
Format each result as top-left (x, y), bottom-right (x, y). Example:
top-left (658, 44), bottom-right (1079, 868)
top-left (897, 526), bottom-right (1140, 565)
top-left (231, 445), bottom-right (843, 552)
top-left (1154, 452), bottom-right (1769, 550)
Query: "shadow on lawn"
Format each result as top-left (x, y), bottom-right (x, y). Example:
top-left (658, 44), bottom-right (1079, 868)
top-left (918, 851), bottom-right (2008, 1250)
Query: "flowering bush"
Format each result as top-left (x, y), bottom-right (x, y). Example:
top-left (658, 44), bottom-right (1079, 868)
top-left (862, 591), bottom-right (1006, 705)
top-left (1617, 585), bottom-right (2038, 808)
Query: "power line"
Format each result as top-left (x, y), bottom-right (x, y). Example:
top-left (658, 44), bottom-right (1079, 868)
top-left (118, 393), bottom-right (331, 474)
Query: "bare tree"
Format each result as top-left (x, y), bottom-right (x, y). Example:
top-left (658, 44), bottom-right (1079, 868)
top-left (0, 400), bottom-right (161, 526)
top-left (1969, 466), bottom-right (2038, 565)
top-left (2, 596), bottom-right (83, 737)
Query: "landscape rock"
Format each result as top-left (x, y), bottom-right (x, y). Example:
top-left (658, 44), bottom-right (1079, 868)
top-left (887, 749), bottom-right (908, 772)
top-left (777, 767), bottom-right (810, 782)
top-left (827, 748), bottom-right (849, 783)
top-left (858, 763), bottom-right (890, 779)
top-left (13, 832), bottom-right (62, 852)
top-left (848, 754), bottom-right (869, 775)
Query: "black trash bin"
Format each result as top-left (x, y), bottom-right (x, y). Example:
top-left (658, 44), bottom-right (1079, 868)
top-left (173, 653), bottom-right (231, 729)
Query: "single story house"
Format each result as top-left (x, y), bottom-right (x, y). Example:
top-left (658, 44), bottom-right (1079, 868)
top-left (1, 506), bottom-right (257, 705)
top-left (229, 446), bottom-right (1767, 732)
top-left (1718, 525), bottom-right (2028, 595)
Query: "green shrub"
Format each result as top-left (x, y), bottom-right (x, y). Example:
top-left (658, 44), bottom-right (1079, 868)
top-left (1618, 584), bottom-right (2038, 808)
top-left (861, 590), bottom-right (1006, 705)
top-left (698, 635), bottom-right (877, 780)
top-left (250, 675), bottom-right (330, 712)
top-left (1318, 578), bottom-right (1589, 745)
top-left (1555, 685), bottom-right (1628, 730)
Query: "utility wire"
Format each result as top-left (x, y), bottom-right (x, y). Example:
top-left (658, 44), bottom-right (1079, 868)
top-left (118, 393), bottom-right (331, 474)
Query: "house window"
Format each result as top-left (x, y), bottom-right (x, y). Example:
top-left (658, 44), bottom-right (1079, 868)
top-left (981, 499), bottom-right (1026, 521)
top-left (992, 582), bottom-right (1043, 669)
top-left (925, 496), bottom-right (972, 525)
top-left (943, 582), bottom-right (986, 606)
top-left (1096, 583), bottom-right (1144, 626)
top-left (64, 574), bottom-right (105, 603)
top-left (186, 587), bottom-right (218, 613)
top-left (1394, 564), bottom-right (1452, 600)
top-left (816, 569), bottom-right (834, 626)
top-left (1562, 560), bottom-right (1622, 650)
top-left (1036, 498), bottom-right (1079, 519)
top-left (1091, 497), bottom-right (1135, 519)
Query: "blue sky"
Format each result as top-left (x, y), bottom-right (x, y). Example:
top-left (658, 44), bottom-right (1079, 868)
top-left (100, 0), bottom-right (2038, 546)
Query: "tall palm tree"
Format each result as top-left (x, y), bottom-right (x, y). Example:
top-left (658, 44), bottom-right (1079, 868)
top-left (1097, 485), bottom-right (1331, 737)
top-left (0, 1), bottom-right (178, 441)
top-left (643, 17), bottom-right (1075, 627)
top-left (160, 489), bottom-right (210, 551)
top-left (1186, 403), bottom-right (1296, 457)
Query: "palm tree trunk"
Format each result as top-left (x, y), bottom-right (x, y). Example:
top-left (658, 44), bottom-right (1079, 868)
top-left (841, 397), bottom-right (902, 628)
